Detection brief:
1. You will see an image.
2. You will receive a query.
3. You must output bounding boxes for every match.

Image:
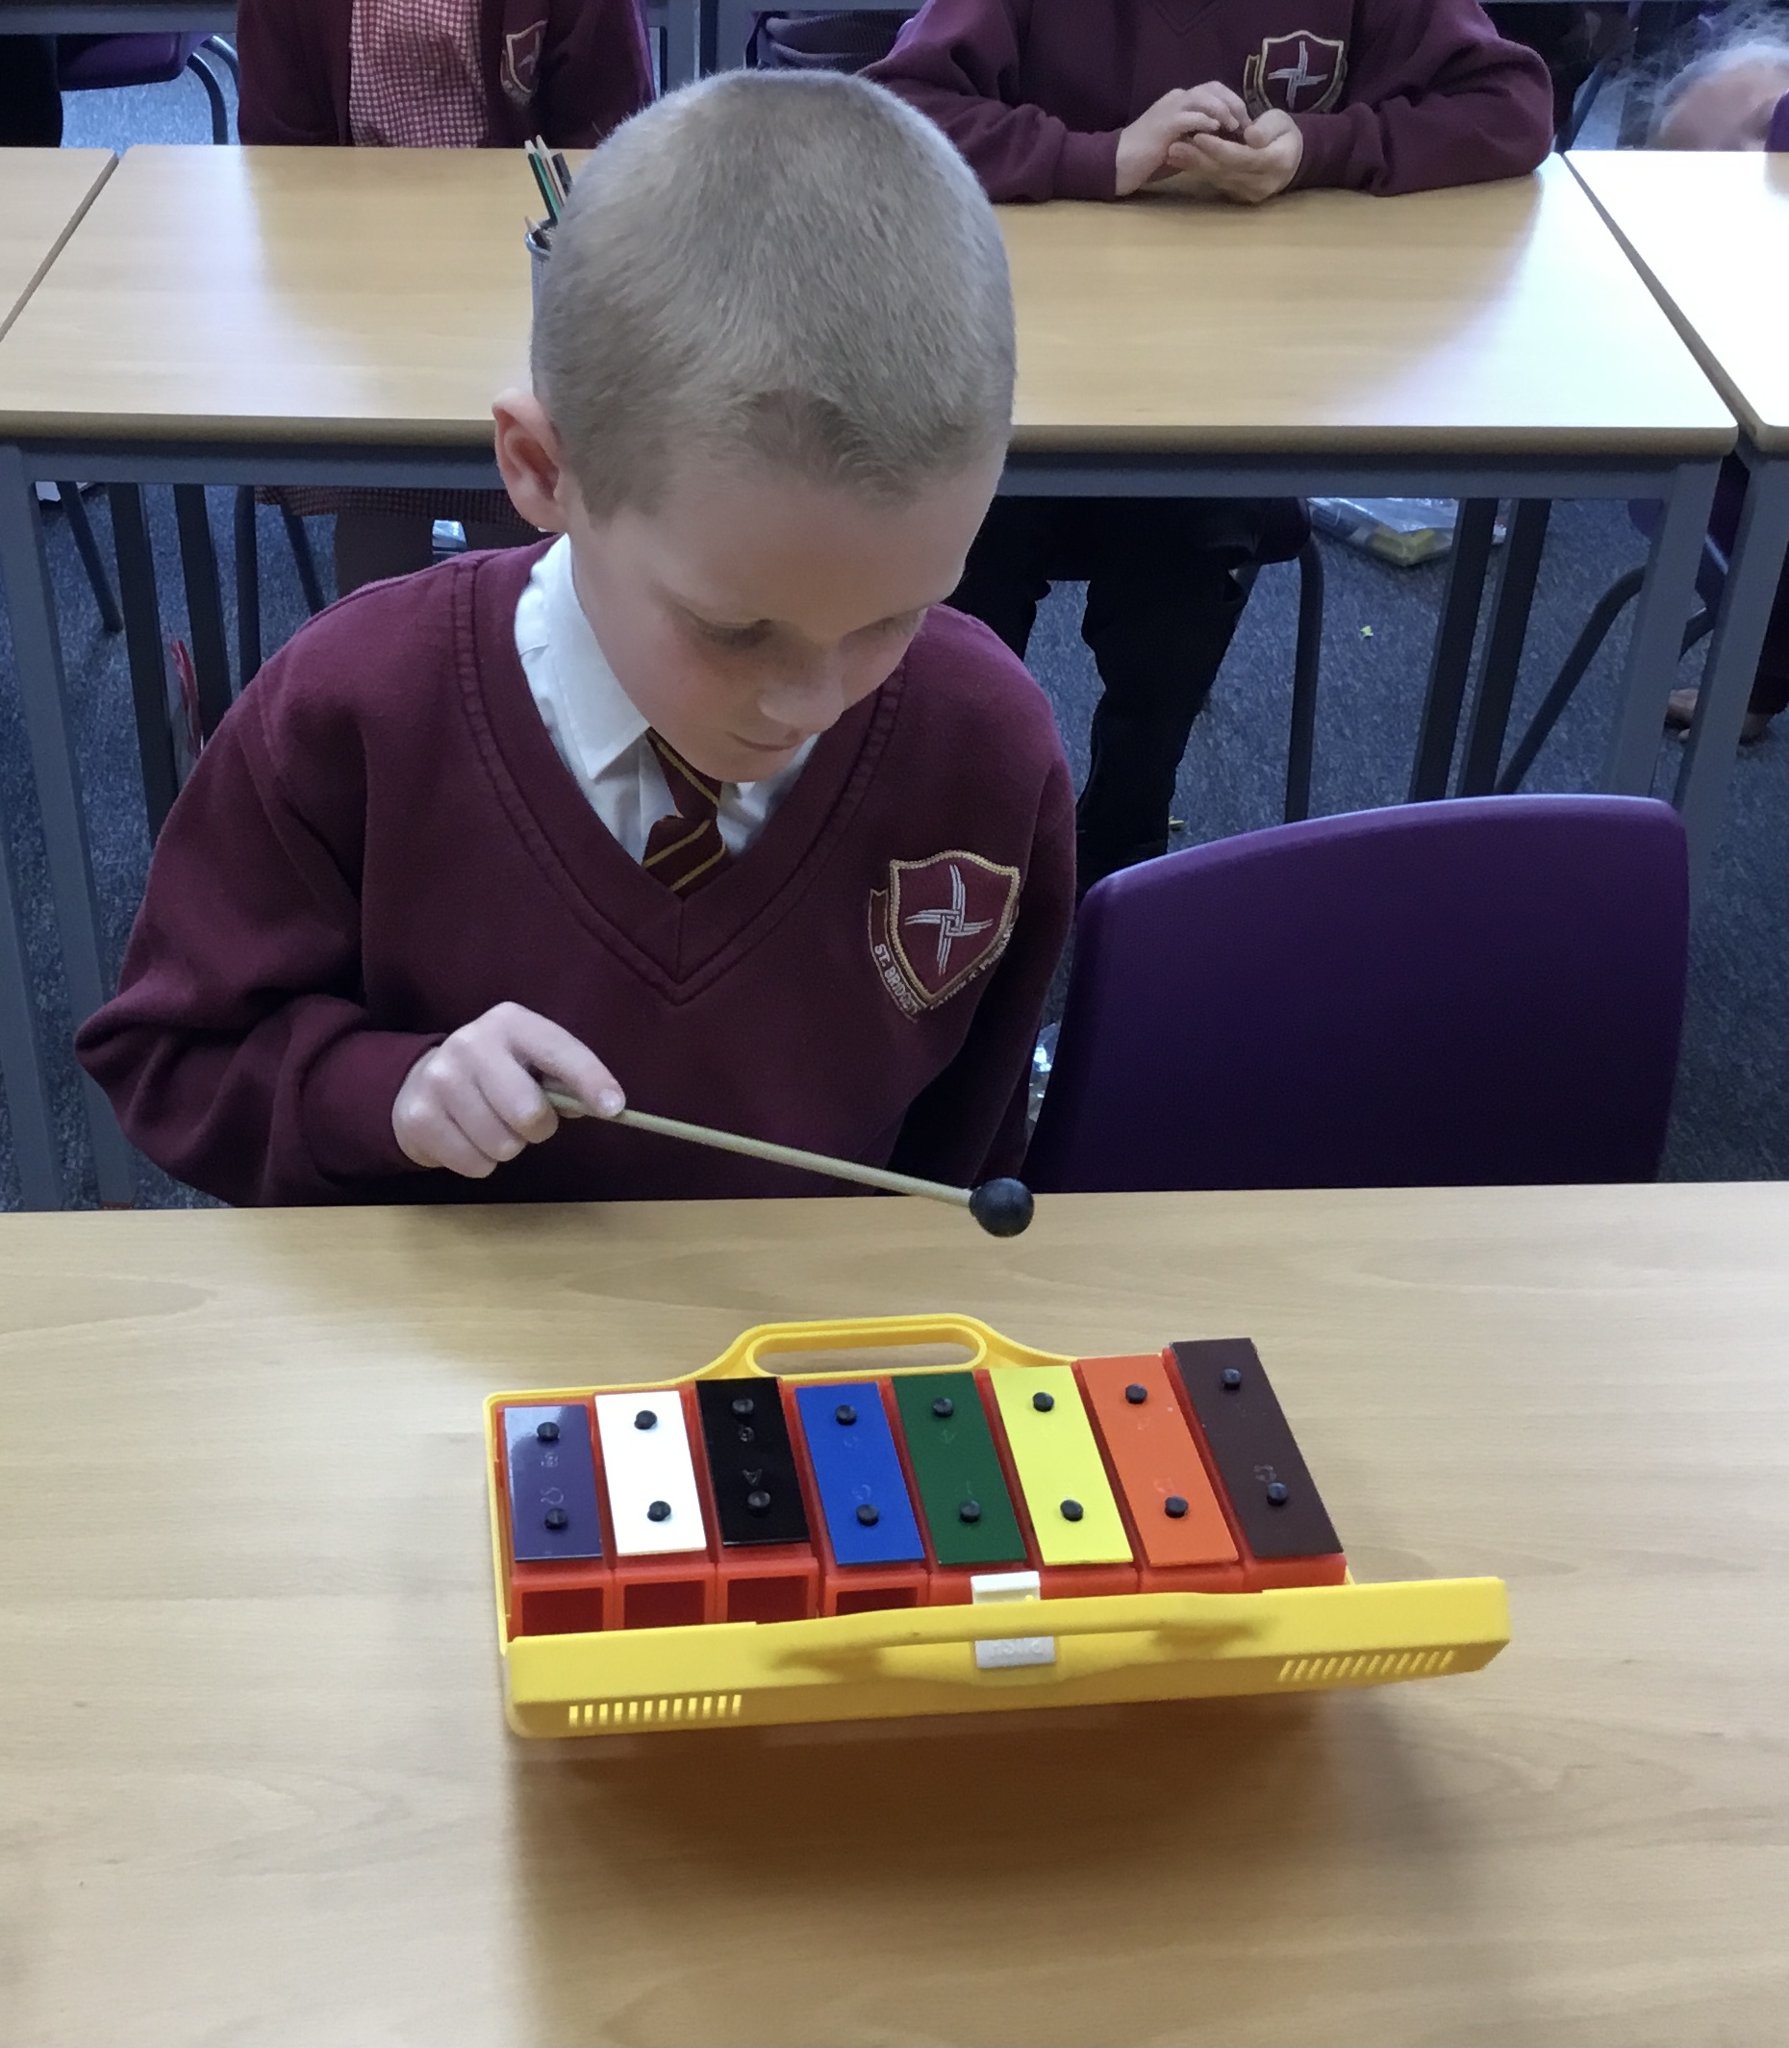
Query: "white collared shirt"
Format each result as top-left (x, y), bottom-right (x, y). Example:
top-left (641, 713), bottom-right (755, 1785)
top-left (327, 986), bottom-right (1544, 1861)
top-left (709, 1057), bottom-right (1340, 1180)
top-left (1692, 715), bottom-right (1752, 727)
top-left (514, 535), bottom-right (814, 861)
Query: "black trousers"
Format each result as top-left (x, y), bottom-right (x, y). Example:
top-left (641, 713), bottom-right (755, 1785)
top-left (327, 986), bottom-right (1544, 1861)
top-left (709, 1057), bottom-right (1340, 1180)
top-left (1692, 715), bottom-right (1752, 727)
top-left (0, 37), bottom-right (64, 145)
top-left (950, 496), bottom-right (1283, 892)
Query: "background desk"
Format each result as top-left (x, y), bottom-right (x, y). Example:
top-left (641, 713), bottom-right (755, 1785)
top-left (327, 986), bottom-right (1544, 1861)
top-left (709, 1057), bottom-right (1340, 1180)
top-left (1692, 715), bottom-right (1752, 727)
top-left (0, 146), bottom-right (114, 1212)
top-left (1569, 148), bottom-right (1789, 888)
top-left (0, 146), bottom-right (1734, 1203)
top-left (2, 1183), bottom-right (1786, 2045)
top-left (997, 162), bottom-right (1731, 845)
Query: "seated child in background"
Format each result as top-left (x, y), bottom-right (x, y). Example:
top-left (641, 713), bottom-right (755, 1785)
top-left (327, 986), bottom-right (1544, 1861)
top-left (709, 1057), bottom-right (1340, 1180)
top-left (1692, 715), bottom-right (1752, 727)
top-left (870, 1), bottom-right (1553, 890)
top-left (236, 0), bottom-right (654, 597)
top-left (76, 73), bottom-right (1075, 1208)
top-left (1653, 23), bottom-right (1789, 742)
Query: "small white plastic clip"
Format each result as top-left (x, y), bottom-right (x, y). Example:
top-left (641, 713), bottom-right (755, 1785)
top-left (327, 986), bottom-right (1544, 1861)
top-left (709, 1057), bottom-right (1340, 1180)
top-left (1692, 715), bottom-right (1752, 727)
top-left (970, 1569), bottom-right (1056, 1671)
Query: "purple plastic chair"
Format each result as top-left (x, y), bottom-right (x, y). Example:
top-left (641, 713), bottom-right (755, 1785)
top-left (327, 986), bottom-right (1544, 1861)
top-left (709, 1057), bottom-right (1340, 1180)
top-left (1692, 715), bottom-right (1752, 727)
top-left (1024, 796), bottom-right (1689, 1193)
top-left (58, 34), bottom-right (235, 144)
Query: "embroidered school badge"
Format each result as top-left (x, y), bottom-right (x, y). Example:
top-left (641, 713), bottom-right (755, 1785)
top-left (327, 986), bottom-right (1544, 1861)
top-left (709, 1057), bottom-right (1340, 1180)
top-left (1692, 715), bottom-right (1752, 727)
top-left (1244, 33), bottom-right (1348, 118)
top-left (869, 853), bottom-right (1021, 1017)
top-left (503, 23), bottom-right (546, 105)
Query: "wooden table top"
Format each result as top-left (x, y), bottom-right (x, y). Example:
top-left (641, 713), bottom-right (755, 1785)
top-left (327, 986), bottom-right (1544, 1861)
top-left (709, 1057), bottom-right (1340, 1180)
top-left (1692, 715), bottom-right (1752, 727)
top-left (2, 1183), bottom-right (1784, 2047)
top-left (0, 144), bottom-right (1734, 459)
top-left (0, 149), bottom-right (114, 342)
top-left (1007, 151), bottom-right (1732, 456)
top-left (0, 145), bottom-right (538, 445)
top-left (1570, 148), bottom-right (1789, 454)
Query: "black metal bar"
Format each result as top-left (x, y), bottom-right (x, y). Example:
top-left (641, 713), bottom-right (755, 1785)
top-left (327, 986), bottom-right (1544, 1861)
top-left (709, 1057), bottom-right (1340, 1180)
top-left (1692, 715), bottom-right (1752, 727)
top-left (233, 485), bottom-right (262, 683)
top-left (173, 484), bottom-right (234, 738)
top-left (107, 484), bottom-right (180, 838)
top-left (279, 504), bottom-right (328, 615)
top-left (1407, 500), bottom-right (1499, 802)
top-left (1458, 497), bottom-right (1552, 795)
top-left (0, 446), bottom-right (137, 1204)
top-left (1498, 568), bottom-right (1646, 794)
top-left (1284, 538), bottom-right (1324, 823)
top-left (57, 482), bottom-right (122, 633)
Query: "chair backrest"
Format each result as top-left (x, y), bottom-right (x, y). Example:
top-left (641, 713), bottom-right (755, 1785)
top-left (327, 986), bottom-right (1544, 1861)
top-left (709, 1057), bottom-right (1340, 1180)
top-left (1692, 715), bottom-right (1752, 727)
top-left (57, 34), bottom-right (204, 92)
top-left (1024, 796), bottom-right (1689, 1193)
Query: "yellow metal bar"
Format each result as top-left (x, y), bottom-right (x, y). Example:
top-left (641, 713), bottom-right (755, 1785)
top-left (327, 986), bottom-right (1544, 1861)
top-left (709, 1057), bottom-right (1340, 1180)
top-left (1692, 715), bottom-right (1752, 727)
top-left (988, 1366), bottom-right (1131, 1566)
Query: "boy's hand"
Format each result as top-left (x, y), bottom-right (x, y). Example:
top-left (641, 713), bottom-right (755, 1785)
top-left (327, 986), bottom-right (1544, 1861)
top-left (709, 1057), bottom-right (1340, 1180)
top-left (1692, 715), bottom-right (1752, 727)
top-left (1115, 84), bottom-right (1250, 197)
top-left (392, 1003), bottom-right (623, 1178)
top-left (1167, 109), bottom-right (1305, 205)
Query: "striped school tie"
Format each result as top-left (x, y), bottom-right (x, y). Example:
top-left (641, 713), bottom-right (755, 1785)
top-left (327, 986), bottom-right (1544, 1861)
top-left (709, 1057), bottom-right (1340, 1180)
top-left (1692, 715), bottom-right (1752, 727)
top-left (642, 731), bottom-right (731, 895)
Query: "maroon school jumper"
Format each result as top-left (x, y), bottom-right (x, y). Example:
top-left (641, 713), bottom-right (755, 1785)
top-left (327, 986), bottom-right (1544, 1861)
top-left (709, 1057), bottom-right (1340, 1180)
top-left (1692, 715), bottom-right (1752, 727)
top-left (235, 0), bottom-right (653, 148)
top-left (866, 0), bottom-right (1553, 201)
top-left (76, 546), bottom-right (1076, 1208)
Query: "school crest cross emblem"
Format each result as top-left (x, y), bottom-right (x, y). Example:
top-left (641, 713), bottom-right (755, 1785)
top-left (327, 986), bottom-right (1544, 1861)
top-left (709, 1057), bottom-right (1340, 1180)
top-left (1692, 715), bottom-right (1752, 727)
top-left (503, 23), bottom-right (546, 105)
top-left (869, 852), bottom-right (1021, 1017)
top-left (1244, 33), bottom-right (1348, 117)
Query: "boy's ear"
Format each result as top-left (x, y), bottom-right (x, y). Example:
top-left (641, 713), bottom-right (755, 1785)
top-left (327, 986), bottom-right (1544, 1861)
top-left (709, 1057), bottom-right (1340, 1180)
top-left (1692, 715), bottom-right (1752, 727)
top-left (492, 390), bottom-right (573, 534)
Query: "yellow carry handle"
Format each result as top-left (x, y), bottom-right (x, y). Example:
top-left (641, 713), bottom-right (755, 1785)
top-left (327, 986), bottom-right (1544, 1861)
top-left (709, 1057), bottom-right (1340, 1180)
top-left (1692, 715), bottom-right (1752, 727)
top-left (694, 1313), bottom-right (1074, 1381)
top-left (762, 1590), bottom-right (1248, 1666)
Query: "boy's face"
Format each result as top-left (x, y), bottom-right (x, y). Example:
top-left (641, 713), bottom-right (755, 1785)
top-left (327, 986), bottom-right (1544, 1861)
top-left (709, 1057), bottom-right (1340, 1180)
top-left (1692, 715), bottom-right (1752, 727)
top-left (1658, 61), bottom-right (1789, 151)
top-left (494, 392), bottom-right (1003, 786)
top-left (566, 453), bottom-right (1003, 784)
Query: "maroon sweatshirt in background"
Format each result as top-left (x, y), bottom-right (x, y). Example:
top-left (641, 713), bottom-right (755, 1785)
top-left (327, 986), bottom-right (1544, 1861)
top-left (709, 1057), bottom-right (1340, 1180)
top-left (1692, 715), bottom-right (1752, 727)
top-left (75, 548), bottom-right (1075, 1208)
top-left (867, 0), bottom-right (1554, 202)
top-left (235, 0), bottom-right (653, 148)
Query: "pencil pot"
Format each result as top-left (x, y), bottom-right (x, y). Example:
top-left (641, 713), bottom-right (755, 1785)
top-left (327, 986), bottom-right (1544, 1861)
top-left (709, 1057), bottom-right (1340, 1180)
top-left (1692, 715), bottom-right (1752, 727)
top-left (527, 228), bottom-right (551, 317)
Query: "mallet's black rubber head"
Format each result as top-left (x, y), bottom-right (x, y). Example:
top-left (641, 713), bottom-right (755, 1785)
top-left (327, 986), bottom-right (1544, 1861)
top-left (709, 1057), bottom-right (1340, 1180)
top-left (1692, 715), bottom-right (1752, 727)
top-left (968, 1177), bottom-right (1034, 1238)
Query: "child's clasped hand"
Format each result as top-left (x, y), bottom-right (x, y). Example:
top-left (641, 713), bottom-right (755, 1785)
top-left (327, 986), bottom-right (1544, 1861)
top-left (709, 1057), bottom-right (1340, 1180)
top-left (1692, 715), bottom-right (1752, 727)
top-left (1117, 81), bottom-right (1304, 205)
top-left (1168, 108), bottom-right (1305, 205)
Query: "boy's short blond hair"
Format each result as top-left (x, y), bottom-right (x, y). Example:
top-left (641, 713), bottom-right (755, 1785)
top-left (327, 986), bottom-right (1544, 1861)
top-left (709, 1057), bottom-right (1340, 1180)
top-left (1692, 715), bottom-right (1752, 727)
top-left (532, 70), bottom-right (1015, 515)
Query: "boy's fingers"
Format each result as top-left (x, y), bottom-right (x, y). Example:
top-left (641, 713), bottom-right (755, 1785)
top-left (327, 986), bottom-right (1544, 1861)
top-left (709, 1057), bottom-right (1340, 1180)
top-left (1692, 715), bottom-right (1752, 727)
top-left (1192, 82), bottom-right (1249, 128)
top-left (452, 1081), bottom-right (528, 1164)
top-left (497, 1008), bottom-right (626, 1118)
top-left (477, 1061), bottom-right (560, 1145)
top-left (428, 1110), bottom-right (502, 1180)
top-left (1186, 133), bottom-right (1254, 170)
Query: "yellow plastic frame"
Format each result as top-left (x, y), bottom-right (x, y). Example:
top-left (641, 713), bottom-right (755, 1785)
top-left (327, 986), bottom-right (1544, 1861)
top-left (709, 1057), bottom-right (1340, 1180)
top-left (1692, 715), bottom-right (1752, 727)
top-left (484, 1315), bottom-right (1510, 1739)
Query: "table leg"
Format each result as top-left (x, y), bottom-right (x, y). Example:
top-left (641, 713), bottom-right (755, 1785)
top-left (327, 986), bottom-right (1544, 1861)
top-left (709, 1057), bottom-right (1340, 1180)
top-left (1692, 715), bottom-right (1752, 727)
top-left (108, 483), bottom-right (180, 839)
top-left (0, 819), bottom-right (62, 1209)
top-left (1407, 499), bottom-right (1498, 802)
top-left (173, 484), bottom-right (234, 738)
top-left (1457, 498), bottom-right (1552, 796)
top-left (0, 444), bottom-right (136, 1206)
top-left (663, 0), bottom-right (699, 84)
top-left (1603, 458), bottom-right (1719, 800)
top-left (1674, 455), bottom-right (1789, 900)
top-left (713, 0), bottom-right (750, 68)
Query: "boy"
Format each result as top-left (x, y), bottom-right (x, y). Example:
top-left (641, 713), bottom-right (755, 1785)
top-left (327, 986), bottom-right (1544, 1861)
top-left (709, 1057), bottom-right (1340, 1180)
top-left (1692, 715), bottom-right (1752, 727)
top-left (870, 1), bottom-right (1553, 889)
top-left (76, 73), bottom-right (1074, 1207)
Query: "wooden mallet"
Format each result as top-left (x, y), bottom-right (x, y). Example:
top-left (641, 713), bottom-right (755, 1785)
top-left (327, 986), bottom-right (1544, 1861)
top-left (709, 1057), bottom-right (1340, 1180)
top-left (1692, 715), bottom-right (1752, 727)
top-left (541, 1089), bottom-right (1034, 1237)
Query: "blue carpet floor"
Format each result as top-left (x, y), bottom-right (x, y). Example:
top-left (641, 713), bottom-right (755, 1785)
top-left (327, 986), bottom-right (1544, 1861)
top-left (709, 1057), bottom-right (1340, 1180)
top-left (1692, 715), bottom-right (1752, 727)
top-left (1, 69), bottom-right (1784, 1206)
